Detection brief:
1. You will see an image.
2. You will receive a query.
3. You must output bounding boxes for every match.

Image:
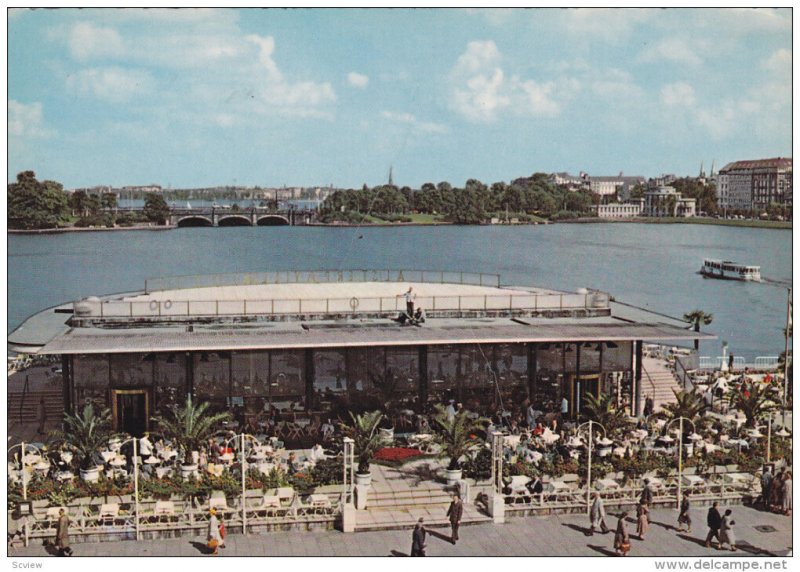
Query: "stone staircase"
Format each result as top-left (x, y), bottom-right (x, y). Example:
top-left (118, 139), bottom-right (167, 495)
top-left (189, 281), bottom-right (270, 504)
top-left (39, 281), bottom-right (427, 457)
top-left (7, 389), bottom-right (63, 423)
top-left (642, 356), bottom-right (682, 412)
top-left (354, 483), bottom-right (491, 531)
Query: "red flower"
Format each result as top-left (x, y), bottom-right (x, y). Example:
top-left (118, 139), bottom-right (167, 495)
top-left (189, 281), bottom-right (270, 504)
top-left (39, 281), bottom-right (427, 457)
top-left (374, 447), bottom-right (424, 462)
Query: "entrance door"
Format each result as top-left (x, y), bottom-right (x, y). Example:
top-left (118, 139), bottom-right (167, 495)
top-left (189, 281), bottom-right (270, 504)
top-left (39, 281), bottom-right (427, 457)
top-left (112, 389), bottom-right (149, 437)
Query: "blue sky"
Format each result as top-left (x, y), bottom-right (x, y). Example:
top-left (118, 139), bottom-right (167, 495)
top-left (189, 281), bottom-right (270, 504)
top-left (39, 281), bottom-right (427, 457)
top-left (7, 8), bottom-right (792, 189)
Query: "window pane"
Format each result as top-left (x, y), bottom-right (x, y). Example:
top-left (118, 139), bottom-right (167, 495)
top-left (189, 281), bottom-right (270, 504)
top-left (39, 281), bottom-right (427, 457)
top-left (193, 352), bottom-right (230, 400)
top-left (385, 347), bottom-right (419, 409)
top-left (346, 348), bottom-right (386, 413)
top-left (495, 343), bottom-right (528, 405)
top-left (270, 350), bottom-right (306, 410)
top-left (427, 345), bottom-right (460, 405)
top-left (73, 354), bottom-right (108, 389)
top-left (110, 353), bottom-right (153, 387)
top-left (602, 342), bottom-right (632, 371)
top-left (154, 353), bottom-right (187, 414)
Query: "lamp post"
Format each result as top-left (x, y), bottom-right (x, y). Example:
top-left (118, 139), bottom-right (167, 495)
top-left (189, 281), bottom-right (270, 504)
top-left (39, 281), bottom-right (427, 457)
top-left (665, 417), bottom-right (696, 509)
top-left (576, 421), bottom-right (606, 515)
top-left (224, 433), bottom-right (258, 536)
top-left (8, 442), bottom-right (42, 547)
top-left (116, 437), bottom-right (140, 541)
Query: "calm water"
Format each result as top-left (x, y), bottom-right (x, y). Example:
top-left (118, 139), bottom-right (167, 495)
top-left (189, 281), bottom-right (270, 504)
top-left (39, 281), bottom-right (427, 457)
top-left (7, 224), bottom-right (792, 360)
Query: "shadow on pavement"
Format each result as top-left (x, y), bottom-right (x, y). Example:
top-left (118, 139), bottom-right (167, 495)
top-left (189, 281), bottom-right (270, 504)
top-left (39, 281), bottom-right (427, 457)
top-left (425, 528), bottom-right (453, 544)
top-left (677, 533), bottom-right (716, 549)
top-left (587, 544), bottom-right (618, 557)
top-left (650, 519), bottom-right (679, 532)
top-left (736, 541), bottom-right (774, 556)
top-left (390, 550), bottom-right (408, 557)
top-left (563, 523), bottom-right (594, 536)
top-left (189, 540), bottom-right (212, 555)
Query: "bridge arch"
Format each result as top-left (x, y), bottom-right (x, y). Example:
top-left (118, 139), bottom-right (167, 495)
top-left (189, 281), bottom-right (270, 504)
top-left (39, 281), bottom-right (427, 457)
top-left (217, 215), bottom-right (253, 227)
top-left (256, 215), bottom-right (290, 226)
top-left (176, 216), bottom-right (213, 227)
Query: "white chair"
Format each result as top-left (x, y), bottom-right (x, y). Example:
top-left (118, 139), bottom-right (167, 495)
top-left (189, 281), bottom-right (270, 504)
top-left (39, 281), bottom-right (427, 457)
top-left (277, 487), bottom-right (295, 506)
top-left (154, 500), bottom-right (175, 522)
top-left (99, 503), bottom-right (119, 525)
top-left (209, 491), bottom-right (230, 512)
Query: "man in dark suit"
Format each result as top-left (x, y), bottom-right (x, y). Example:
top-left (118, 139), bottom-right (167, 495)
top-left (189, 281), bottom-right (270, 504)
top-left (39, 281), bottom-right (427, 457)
top-left (411, 518), bottom-right (427, 556)
top-left (705, 501), bottom-right (722, 548)
top-left (446, 493), bottom-right (464, 544)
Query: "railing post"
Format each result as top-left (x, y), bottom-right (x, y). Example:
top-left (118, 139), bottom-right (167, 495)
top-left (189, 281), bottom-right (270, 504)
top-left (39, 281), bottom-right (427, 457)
top-left (134, 438), bottom-right (140, 541)
top-left (241, 433), bottom-right (247, 535)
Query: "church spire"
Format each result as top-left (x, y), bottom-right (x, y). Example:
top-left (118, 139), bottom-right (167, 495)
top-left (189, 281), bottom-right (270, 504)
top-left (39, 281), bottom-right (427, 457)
top-left (388, 165), bottom-right (394, 187)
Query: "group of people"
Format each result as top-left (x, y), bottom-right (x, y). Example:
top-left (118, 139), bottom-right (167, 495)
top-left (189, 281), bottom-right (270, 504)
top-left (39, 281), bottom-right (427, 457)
top-left (760, 466), bottom-right (793, 515)
top-left (410, 493), bottom-right (464, 556)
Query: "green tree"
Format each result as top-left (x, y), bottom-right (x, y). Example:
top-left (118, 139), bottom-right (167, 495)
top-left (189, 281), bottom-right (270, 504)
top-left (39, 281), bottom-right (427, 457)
top-left (683, 309), bottom-right (713, 350)
top-left (431, 404), bottom-right (487, 470)
top-left (661, 389), bottom-right (704, 422)
top-left (8, 171), bottom-right (69, 229)
top-left (727, 381), bottom-right (778, 428)
top-left (143, 192), bottom-right (170, 225)
top-left (581, 393), bottom-right (629, 437)
top-left (154, 396), bottom-right (232, 464)
top-left (340, 410), bottom-right (384, 474)
top-left (50, 403), bottom-right (114, 470)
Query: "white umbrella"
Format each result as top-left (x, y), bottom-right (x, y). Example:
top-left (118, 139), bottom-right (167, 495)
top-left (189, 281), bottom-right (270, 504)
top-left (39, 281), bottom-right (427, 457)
top-left (597, 437), bottom-right (613, 447)
top-left (776, 428), bottom-right (791, 437)
top-left (689, 433), bottom-right (703, 441)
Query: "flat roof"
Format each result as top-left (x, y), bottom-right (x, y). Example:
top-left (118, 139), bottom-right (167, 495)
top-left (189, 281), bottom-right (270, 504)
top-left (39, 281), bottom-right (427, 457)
top-left (8, 271), bottom-right (715, 354)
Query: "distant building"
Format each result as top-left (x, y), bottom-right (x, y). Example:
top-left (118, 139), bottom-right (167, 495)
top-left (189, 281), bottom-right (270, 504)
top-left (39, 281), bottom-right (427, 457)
top-left (586, 174), bottom-right (646, 198)
top-left (643, 186), bottom-right (696, 217)
top-left (717, 157), bottom-right (792, 211)
top-left (547, 172), bottom-right (584, 190)
top-left (591, 200), bottom-right (644, 219)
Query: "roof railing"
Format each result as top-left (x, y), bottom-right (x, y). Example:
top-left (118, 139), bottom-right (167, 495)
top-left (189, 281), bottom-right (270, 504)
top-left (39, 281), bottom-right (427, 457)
top-left (144, 269), bottom-right (501, 293)
top-left (78, 291), bottom-right (611, 320)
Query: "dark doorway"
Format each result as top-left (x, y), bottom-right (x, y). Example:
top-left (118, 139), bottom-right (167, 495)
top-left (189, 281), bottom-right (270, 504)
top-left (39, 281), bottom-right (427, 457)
top-left (112, 390), bottom-right (148, 437)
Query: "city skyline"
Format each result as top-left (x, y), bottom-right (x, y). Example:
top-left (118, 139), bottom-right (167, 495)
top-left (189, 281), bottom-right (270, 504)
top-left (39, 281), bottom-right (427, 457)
top-left (8, 8), bottom-right (792, 189)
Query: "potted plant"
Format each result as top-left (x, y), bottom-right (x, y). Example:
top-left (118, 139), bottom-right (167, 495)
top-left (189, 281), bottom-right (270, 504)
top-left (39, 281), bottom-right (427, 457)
top-left (155, 396), bottom-right (232, 479)
top-left (432, 404), bottom-right (487, 485)
top-left (341, 410), bottom-right (384, 487)
top-left (51, 403), bottom-right (114, 483)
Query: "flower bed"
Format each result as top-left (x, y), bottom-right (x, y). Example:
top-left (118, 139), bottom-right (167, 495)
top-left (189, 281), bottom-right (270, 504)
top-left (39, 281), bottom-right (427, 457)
top-left (373, 447), bottom-right (424, 463)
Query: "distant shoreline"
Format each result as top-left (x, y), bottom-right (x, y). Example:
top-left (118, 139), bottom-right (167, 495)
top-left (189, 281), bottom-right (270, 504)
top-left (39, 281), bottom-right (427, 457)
top-left (7, 217), bottom-right (790, 234)
top-left (8, 224), bottom-right (176, 234)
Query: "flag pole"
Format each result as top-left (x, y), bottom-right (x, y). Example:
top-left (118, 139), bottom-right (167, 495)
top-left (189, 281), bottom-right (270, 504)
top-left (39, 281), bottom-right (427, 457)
top-left (782, 288), bottom-right (791, 426)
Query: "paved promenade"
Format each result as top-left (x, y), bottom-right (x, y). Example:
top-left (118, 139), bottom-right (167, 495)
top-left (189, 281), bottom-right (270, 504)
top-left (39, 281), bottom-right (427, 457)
top-left (10, 505), bottom-right (790, 558)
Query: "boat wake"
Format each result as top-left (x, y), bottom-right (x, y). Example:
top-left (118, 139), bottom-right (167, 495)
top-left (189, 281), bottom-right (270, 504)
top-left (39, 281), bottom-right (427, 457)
top-left (761, 276), bottom-right (793, 288)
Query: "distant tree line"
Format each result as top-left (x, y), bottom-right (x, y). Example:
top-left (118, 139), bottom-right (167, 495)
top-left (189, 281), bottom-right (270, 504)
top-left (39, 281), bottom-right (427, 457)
top-left (319, 173), bottom-right (595, 224)
top-left (8, 171), bottom-right (170, 229)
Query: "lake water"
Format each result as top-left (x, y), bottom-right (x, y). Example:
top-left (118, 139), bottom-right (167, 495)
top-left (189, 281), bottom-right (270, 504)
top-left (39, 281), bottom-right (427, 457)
top-left (7, 223), bottom-right (792, 360)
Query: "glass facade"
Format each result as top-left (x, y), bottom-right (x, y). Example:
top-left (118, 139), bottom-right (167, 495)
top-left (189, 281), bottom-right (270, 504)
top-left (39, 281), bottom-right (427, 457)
top-left (68, 340), bottom-right (634, 425)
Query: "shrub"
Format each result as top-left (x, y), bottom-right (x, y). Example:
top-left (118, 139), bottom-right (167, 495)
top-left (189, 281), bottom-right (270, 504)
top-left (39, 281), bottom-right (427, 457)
top-left (462, 448), bottom-right (493, 480)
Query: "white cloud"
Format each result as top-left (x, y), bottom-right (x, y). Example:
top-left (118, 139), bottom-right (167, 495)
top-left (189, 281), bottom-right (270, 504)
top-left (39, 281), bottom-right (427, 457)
top-left (661, 82), bottom-right (696, 107)
top-left (639, 38), bottom-right (703, 67)
top-left (763, 49), bottom-right (791, 74)
top-left (381, 111), bottom-right (447, 134)
top-left (8, 100), bottom-right (53, 139)
top-left (66, 67), bottom-right (154, 102)
top-left (449, 40), bottom-right (562, 122)
top-left (564, 8), bottom-right (652, 42)
top-left (69, 22), bottom-right (124, 61)
top-left (347, 72), bottom-right (369, 88)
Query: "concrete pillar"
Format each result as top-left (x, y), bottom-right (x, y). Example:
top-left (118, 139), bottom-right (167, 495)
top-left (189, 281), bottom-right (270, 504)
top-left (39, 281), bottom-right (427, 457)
top-left (488, 492), bottom-right (505, 524)
top-left (341, 502), bottom-right (356, 532)
top-left (354, 484), bottom-right (369, 510)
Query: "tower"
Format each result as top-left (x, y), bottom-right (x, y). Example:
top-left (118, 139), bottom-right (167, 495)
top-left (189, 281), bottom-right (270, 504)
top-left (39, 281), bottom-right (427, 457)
top-left (388, 165), bottom-right (394, 187)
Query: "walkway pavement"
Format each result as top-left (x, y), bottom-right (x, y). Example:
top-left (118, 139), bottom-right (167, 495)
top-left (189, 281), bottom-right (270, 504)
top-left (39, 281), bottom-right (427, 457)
top-left (10, 505), bottom-right (791, 558)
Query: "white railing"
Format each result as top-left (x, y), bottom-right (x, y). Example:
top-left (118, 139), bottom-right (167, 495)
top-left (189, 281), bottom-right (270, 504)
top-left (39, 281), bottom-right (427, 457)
top-left (80, 291), bottom-right (610, 319)
top-left (699, 356), bottom-right (778, 371)
top-left (144, 269), bottom-right (501, 293)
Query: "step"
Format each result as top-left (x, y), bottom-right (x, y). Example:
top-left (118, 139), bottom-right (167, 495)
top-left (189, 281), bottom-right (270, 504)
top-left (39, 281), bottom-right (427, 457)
top-left (354, 504), bottom-right (491, 532)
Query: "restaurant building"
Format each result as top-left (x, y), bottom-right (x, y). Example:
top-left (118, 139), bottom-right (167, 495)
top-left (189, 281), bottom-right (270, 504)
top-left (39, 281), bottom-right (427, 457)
top-left (8, 270), bottom-right (712, 436)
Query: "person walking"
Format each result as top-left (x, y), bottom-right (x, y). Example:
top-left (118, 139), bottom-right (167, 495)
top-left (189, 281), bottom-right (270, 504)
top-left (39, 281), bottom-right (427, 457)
top-left (760, 466), bottom-right (773, 508)
top-left (781, 472), bottom-right (792, 516)
top-left (614, 512), bottom-right (631, 556)
top-left (640, 478), bottom-right (654, 506)
top-left (770, 470), bottom-right (785, 512)
top-left (719, 509), bottom-right (737, 551)
top-left (411, 518), bottom-right (427, 556)
top-left (36, 397), bottom-right (47, 435)
top-left (207, 508), bottom-right (222, 556)
top-left (446, 493), bottom-right (464, 544)
top-left (590, 492), bottom-right (610, 534)
top-left (677, 492), bottom-right (692, 533)
top-left (55, 508), bottom-right (72, 556)
top-left (636, 501), bottom-right (649, 540)
top-left (705, 502), bottom-right (722, 548)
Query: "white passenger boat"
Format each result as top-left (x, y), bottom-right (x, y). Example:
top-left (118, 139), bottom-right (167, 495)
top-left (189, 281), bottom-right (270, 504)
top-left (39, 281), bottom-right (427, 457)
top-left (700, 259), bottom-right (761, 282)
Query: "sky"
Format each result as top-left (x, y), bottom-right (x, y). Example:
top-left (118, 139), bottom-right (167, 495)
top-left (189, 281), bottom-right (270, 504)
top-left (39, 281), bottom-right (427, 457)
top-left (7, 8), bottom-right (793, 190)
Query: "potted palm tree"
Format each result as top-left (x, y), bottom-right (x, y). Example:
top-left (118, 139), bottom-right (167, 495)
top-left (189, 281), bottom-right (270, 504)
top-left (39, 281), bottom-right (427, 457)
top-left (341, 410), bottom-right (383, 487)
top-left (51, 403), bottom-right (114, 483)
top-left (155, 396), bottom-right (232, 479)
top-left (727, 381), bottom-right (778, 428)
top-left (432, 404), bottom-right (486, 485)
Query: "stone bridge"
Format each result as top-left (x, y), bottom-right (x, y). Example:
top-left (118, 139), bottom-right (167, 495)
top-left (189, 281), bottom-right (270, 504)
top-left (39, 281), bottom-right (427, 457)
top-left (166, 208), bottom-right (316, 227)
